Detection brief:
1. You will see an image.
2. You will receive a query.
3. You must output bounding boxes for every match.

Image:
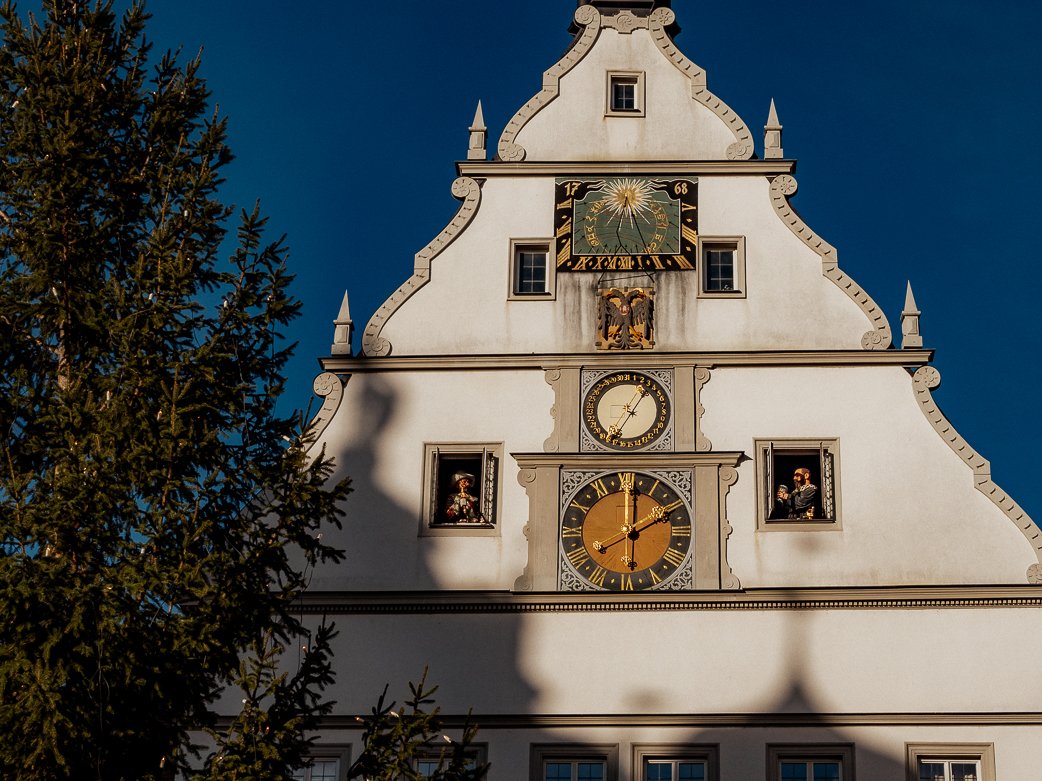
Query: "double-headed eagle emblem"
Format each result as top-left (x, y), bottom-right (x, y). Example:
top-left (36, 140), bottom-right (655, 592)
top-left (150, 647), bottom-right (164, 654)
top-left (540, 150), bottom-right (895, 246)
top-left (596, 287), bottom-right (654, 350)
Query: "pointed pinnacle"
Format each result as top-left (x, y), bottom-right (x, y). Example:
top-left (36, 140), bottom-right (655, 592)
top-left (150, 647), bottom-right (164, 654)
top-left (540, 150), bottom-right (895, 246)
top-left (470, 100), bottom-right (486, 131)
top-left (903, 281), bottom-right (920, 315)
top-left (336, 289), bottom-right (352, 322)
top-left (766, 98), bottom-right (781, 128)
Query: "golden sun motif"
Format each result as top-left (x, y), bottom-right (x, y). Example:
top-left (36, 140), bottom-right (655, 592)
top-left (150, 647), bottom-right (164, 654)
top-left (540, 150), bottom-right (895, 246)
top-left (600, 178), bottom-right (656, 220)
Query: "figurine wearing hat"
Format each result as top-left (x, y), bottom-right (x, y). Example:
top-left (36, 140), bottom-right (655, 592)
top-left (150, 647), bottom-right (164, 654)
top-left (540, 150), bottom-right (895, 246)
top-left (444, 470), bottom-right (485, 524)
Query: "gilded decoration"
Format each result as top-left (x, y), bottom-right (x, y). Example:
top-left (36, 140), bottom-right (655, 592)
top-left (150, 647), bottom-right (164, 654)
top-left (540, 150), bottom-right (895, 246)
top-left (597, 286), bottom-right (654, 350)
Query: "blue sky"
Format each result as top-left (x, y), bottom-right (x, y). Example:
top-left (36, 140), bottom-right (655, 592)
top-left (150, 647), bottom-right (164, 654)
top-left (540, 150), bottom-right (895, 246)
top-left (44, 1), bottom-right (1042, 521)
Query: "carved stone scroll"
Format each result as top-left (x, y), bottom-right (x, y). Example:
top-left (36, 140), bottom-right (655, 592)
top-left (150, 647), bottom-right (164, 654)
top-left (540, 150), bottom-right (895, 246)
top-left (694, 366), bottom-right (712, 452)
top-left (648, 8), bottom-right (754, 161)
top-left (912, 366), bottom-right (1042, 584)
top-left (718, 465), bottom-right (740, 590)
top-left (768, 175), bottom-right (893, 350)
top-left (496, 6), bottom-right (602, 162)
top-left (361, 177), bottom-right (481, 356)
top-left (304, 372), bottom-right (344, 458)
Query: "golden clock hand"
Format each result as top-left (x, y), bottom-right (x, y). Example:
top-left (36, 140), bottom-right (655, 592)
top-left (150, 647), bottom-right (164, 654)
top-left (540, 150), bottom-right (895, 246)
top-left (631, 505), bottom-right (668, 534)
top-left (607, 386), bottom-right (648, 439)
top-left (594, 476), bottom-right (636, 553)
top-left (621, 476), bottom-right (635, 568)
top-left (592, 525), bottom-right (630, 552)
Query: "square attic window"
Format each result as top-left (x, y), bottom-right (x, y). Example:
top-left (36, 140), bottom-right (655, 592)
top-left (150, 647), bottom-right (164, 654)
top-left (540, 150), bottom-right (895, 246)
top-left (606, 71), bottom-right (645, 117)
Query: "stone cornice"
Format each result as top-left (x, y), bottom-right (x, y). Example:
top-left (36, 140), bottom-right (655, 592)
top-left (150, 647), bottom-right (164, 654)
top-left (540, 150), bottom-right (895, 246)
top-left (310, 712), bottom-right (1042, 729)
top-left (456, 160), bottom-right (797, 177)
top-left (319, 350), bottom-right (934, 373)
top-left (291, 585), bottom-right (1042, 614)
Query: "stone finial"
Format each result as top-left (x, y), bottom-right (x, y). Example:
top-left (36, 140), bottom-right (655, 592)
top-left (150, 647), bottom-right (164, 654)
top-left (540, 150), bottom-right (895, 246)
top-left (764, 98), bottom-right (783, 159)
top-left (901, 281), bottom-right (922, 349)
top-left (331, 290), bottom-right (354, 355)
top-left (467, 101), bottom-right (487, 161)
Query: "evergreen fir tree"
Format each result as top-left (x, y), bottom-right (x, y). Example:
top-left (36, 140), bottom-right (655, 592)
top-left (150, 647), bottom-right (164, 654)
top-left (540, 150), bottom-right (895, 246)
top-left (0, 2), bottom-right (355, 777)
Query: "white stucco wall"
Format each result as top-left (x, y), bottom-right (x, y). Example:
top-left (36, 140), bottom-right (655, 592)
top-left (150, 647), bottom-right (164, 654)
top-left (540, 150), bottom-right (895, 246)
top-left (307, 370), bottom-right (554, 592)
top-left (325, 608), bottom-right (1042, 715)
top-left (513, 26), bottom-right (738, 161)
top-left (378, 176), bottom-right (873, 356)
top-left (706, 365), bottom-right (1035, 587)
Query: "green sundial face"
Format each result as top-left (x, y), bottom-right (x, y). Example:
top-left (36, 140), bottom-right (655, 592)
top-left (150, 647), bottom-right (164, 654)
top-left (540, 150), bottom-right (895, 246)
top-left (555, 177), bottom-right (698, 272)
top-left (574, 178), bottom-right (680, 255)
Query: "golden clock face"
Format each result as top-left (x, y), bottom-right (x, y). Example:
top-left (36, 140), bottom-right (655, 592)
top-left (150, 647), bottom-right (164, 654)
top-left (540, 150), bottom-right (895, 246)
top-left (582, 371), bottom-right (671, 451)
top-left (562, 471), bottom-right (691, 591)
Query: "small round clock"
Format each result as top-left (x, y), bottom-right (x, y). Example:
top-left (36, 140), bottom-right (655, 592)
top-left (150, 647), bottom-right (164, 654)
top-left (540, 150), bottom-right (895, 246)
top-left (561, 471), bottom-right (691, 591)
top-left (582, 371), bottom-right (671, 451)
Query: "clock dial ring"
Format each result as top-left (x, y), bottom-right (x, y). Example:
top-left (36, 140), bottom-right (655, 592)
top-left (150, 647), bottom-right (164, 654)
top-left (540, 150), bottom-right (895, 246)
top-left (561, 471), bottom-right (691, 592)
top-left (582, 371), bottom-right (671, 451)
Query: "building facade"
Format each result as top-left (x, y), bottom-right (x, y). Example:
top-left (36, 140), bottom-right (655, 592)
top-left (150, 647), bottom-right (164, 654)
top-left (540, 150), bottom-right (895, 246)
top-left (295, 2), bottom-right (1042, 779)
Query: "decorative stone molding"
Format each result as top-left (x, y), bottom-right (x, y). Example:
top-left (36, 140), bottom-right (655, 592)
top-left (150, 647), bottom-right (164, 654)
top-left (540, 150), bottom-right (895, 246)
top-left (541, 368), bottom-right (580, 454)
top-left (718, 465), bottom-right (740, 590)
top-left (694, 366), bottom-right (712, 452)
top-left (322, 349), bottom-right (935, 374)
top-left (496, 6), bottom-right (602, 162)
top-left (647, 7), bottom-right (754, 161)
top-left (912, 366), bottom-right (1042, 583)
top-left (295, 584), bottom-right (1042, 614)
top-left (360, 177), bottom-right (481, 356)
top-left (459, 161), bottom-right (797, 177)
top-left (304, 372), bottom-right (344, 456)
top-left (769, 175), bottom-right (893, 350)
top-left (542, 370), bottom-right (562, 453)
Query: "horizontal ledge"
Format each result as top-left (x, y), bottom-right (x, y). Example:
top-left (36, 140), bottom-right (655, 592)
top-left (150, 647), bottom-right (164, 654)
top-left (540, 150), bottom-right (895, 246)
top-left (324, 712), bottom-right (1042, 729)
top-left (512, 452), bottom-right (744, 468)
top-left (290, 585), bottom-right (1042, 614)
top-left (319, 350), bottom-right (935, 373)
top-left (212, 711), bottom-right (1042, 730)
top-left (456, 160), bottom-right (798, 176)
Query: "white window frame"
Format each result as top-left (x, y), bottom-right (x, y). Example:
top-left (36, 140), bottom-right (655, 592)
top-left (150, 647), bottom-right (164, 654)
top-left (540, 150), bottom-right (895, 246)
top-left (291, 744), bottom-right (351, 781)
top-left (768, 744), bottom-right (854, 781)
top-left (755, 437), bottom-right (842, 531)
top-left (509, 238), bottom-right (556, 300)
top-left (905, 743), bottom-right (995, 781)
top-left (531, 744), bottom-right (619, 781)
top-left (415, 742), bottom-right (488, 778)
top-left (605, 70), bottom-right (645, 117)
top-left (420, 442), bottom-right (502, 537)
top-left (696, 235), bottom-right (746, 298)
top-left (633, 744), bottom-right (719, 781)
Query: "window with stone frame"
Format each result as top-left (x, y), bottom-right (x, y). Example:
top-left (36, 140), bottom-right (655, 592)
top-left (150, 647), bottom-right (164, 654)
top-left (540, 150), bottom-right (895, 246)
top-left (421, 442), bottom-right (501, 533)
top-left (634, 744), bottom-right (719, 781)
top-left (531, 744), bottom-right (619, 781)
top-left (755, 438), bottom-right (841, 531)
top-left (905, 743), bottom-right (995, 781)
top-left (767, 744), bottom-right (854, 781)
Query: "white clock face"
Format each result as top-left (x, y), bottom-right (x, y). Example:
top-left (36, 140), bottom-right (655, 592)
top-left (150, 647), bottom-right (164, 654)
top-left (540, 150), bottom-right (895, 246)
top-left (595, 382), bottom-right (658, 439)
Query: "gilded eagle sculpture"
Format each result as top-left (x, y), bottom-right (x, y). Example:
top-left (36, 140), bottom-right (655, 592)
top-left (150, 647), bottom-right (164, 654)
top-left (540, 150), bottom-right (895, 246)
top-left (597, 286), bottom-right (654, 350)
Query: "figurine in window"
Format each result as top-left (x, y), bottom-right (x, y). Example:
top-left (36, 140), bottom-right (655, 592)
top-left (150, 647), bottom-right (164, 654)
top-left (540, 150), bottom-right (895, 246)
top-left (444, 470), bottom-right (485, 524)
top-left (775, 468), bottom-right (818, 519)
